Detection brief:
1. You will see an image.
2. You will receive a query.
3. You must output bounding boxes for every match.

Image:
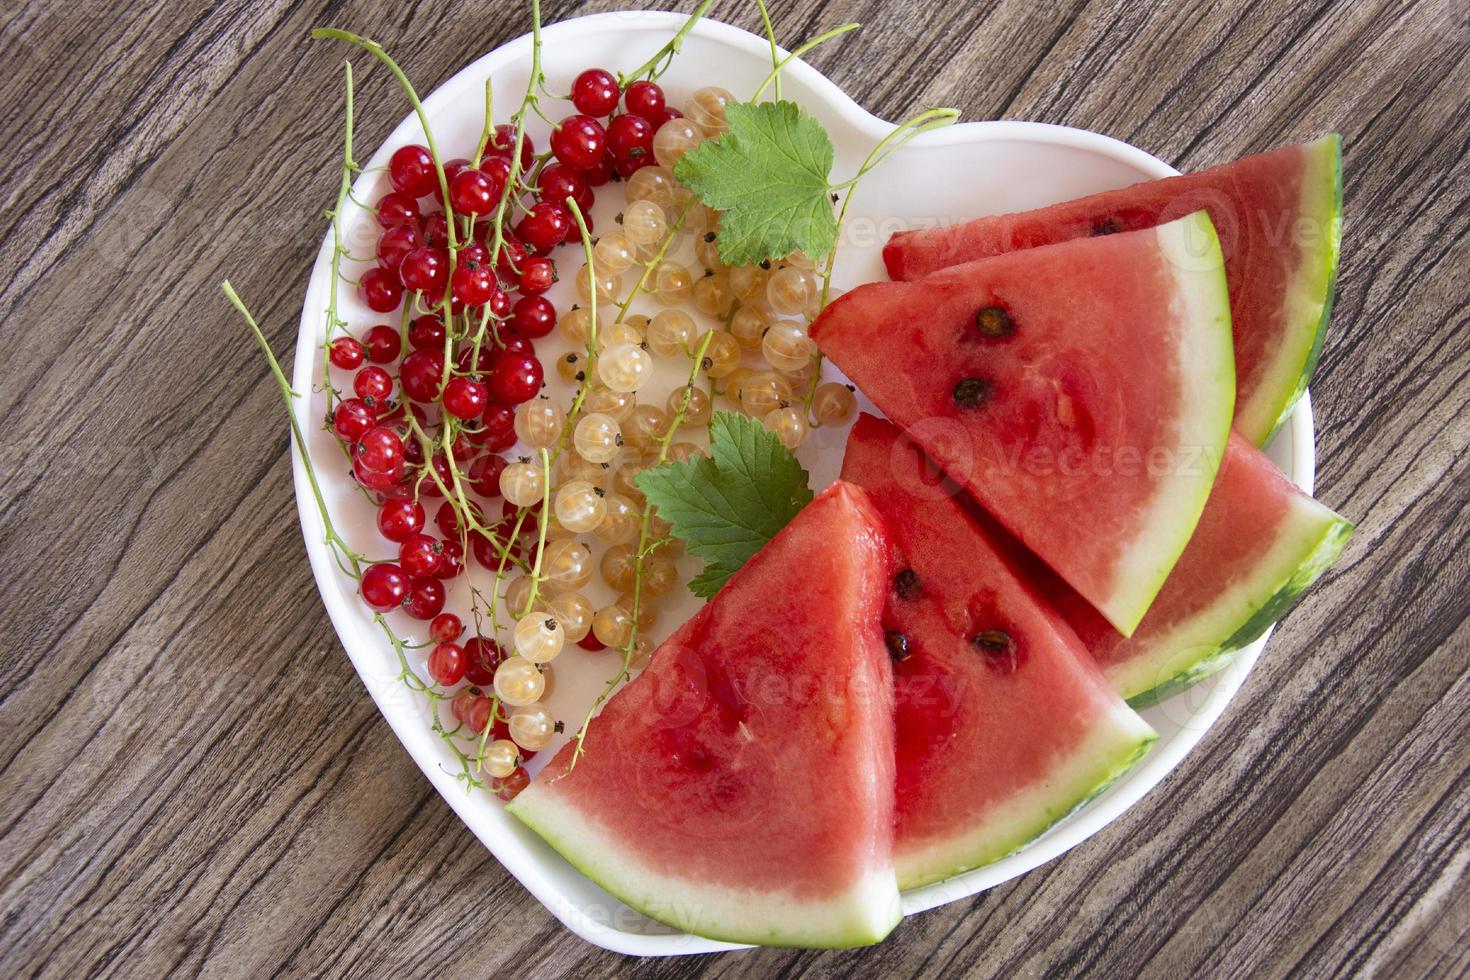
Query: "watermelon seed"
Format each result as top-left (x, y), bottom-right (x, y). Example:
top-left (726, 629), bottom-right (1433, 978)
top-left (974, 306), bottom-right (1014, 338)
top-left (952, 377), bottom-right (993, 409)
top-left (972, 630), bottom-right (1021, 673)
top-left (894, 569), bottom-right (920, 599)
top-left (1091, 217), bottom-right (1123, 236)
top-left (884, 630), bottom-right (910, 662)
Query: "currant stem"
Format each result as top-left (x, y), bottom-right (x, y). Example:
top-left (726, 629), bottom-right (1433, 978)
top-left (472, 78), bottom-right (495, 166)
top-left (222, 282), bottom-right (364, 574)
top-left (312, 29), bottom-right (461, 254)
top-left (560, 329), bottom-right (715, 778)
top-left (754, 0), bottom-right (782, 100)
top-left (751, 22), bottom-right (860, 101)
top-left (614, 201), bottom-right (691, 324)
top-left (546, 198), bottom-right (600, 467)
top-left (519, 449), bottom-right (554, 615)
top-left (619, 0), bottom-right (714, 86)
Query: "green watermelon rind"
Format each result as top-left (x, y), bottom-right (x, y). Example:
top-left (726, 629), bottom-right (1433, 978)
top-left (1102, 210), bottom-right (1236, 636)
top-left (1118, 504), bottom-right (1353, 708)
top-left (1237, 134), bottom-right (1343, 446)
top-left (896, 707), bottom-right (1158, 890)
top-left (507, 782), bottom-right (903, 949)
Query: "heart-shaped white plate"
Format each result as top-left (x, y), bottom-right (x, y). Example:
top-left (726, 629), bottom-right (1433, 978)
top-left (293, 10), bottom-right (1315, 956)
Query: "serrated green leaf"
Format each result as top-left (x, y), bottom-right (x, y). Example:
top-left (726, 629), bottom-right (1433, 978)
top-left (673, 100), bottom-right (837, 266)
top-left (635, 412), bottom-right (814, 598)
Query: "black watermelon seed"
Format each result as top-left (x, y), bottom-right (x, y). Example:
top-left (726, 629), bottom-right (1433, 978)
top-left (884, 631), bottom-right (910, 662)
top-left (953, 377), bottom-right (993, 409)
top-left (1091, 217), bottom-right (1123, 236)
top-left (972, 629), bottom-right (1022, 673)
top-left (974, 305), bottom-right (1014, 338)
top-left (894, 569), bottom-right (921, 600)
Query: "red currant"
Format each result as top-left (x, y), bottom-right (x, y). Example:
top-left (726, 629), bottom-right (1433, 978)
top-left (479, 154), bottom-right (513, 190)
top-left (510, 295), bottom-right (556, 338)
top-left (451, 264), bottom-right (497, 307)
top-left (490, 353), bottom-right (543, 404)
top-left (449, 687), bottom-right (478, 725)
top-left (421, 212), bottom-right (451, 248)
top-left (359, 267), bottom-right (403, 312)
top-left (538, 163), bottom-right (594, 215)
top-left (463, 637), bottom-right (506, 685)
top-left (606, 113), bottom-right (655, 166)
top-left (494, 236), bottom-right (528, 279)
top-left (360, 562), bottom-right (410, 611)
top-left (433, 540), bottom-right (465, 579)
top-left (457, 241), bottom-right (489, 268)
top-left (354, 366), bottom-right (393, 404)
top-left (389, 144), bottom-right (437, 198)
top-left (435, 498), bottom-right (484, 538)
top-left (408, 315), bottom-right (445, 353)
top-left (429, 613), bottom-right (464, 644)
top-left (376, 224), bottom-right (422, 271)
top-left (442, 157), bottom-right (472, 183)
top-left (354, 425), bottom-right (405, 472)
top-left (578, 152), bottom-right (615, 186)
top-left (400, 247), bottom-right (450, 295)
top-left (577, 633), bottom-right (607, 651)
top-left (571, 67), bottom-right (620, 115)
top-left (550, 114), bottom-right (607, 171)
top-left (376, 192), bottom-right (420, 228)
top-left (500, 336), bottom-right (537, 359)
top-left (332, 398), bottom-right (376, 440)
top-left (363, 324), bottom-right (401, 363)
top-left (353, 452), bottom-right (404, 492)
top-left (450, 167), bottom-right (501, 216)
top-left (457, 345), bottom-right (498, 375)
top-left (494, 767), bottom-right (530, 801)
top-left (417, 454), bottom-right (454, 499)
top-left (328, 336), bottom-right (365, 370)
top-left (428, 642), bottom-right (467, 686)
top-left (400, 350), bottom-right (446, 403)
top-left (488, 124), bottom-right (535, 170)
top-left (518, 256), bottom-right (558, 295)
top-left (517, 202), bottom-right (572, 255)
top-left (486, 285), bottom-right (513, 319)
top-left (467, 696), bottom-right (493, 733)
top-left (482, 402), bottom-right (515, 438)
top-left (377, 499), bottom-right (425, 543)
top-left (468, 453), bottom-right (508, 497)
top-left (398, 533), bottom-right (443, 578)
top-left (404, 577), bottom-right (446, 620)
top-left (623, 80), bottom-right (665, 120)
top-left (442, 377), bottom-right (490, 419)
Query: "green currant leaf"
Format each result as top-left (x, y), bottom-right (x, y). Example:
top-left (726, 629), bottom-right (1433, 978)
top-left (673, 100), bottom-right (838, 266)
top-left (635, 411), bottom-right (814, 598)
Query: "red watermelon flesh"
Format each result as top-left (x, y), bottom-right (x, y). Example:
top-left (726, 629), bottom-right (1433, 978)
top-left (812, 211), bottom-right (1235, 636)
top-left (507, 481), bottom-right (902, 948)
top-left (841, 415), bottom-right (1156, 889)
top-left (883, 136), bottom-right (1342, 445)
top-left (1047, 431), bottom-right (1353, 705)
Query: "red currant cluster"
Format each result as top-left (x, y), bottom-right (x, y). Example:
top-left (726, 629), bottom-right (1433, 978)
top-left (322, 69), bottom-right (679, 797)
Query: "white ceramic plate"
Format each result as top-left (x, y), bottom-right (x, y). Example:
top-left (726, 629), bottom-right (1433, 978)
top-left (293, 11), bottom-right (1315, 956)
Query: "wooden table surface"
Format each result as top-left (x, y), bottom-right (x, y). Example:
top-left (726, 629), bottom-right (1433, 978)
top-left (3, 0), bottom-right (1467, 976)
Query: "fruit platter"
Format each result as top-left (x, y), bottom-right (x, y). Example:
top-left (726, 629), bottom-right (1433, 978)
top-left (228, 1), bottom-right (1351, 956)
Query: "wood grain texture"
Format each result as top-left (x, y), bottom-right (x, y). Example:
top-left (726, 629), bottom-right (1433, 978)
top-left (1, 0), bottom-right (1466, 976)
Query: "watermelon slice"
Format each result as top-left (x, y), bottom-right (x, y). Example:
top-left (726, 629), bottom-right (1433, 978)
top-left (811, 211), bottom-right (1235, 636)
top-left (840, 415), bottom-right (1157, 889)
top-left (507, 482), bottom-right (902, 948)
top-left (883, 136), bottom-right (1342, 445)
top-left (1050, 432), bottom-right (1353, 706)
